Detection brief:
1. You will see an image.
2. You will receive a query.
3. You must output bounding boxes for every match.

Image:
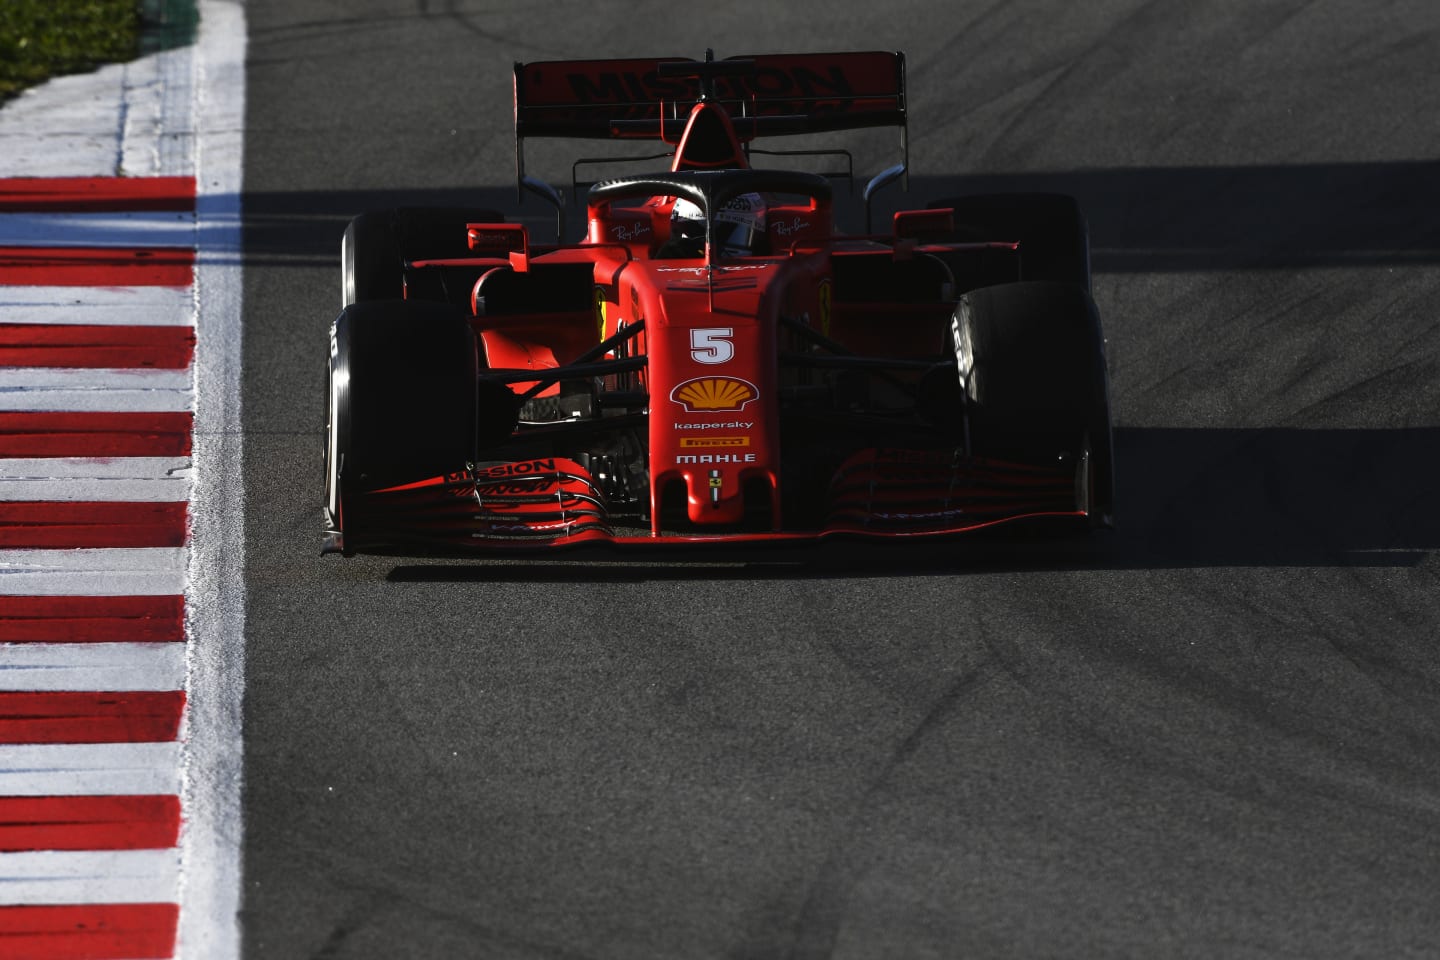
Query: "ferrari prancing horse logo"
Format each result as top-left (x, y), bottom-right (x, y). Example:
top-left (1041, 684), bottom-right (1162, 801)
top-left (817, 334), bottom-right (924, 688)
top-left (593, 285), bottom-right (608, 339)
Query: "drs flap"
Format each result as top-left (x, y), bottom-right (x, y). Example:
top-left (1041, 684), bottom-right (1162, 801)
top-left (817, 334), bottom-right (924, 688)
top-left (514, 51), bottom-right (906, 140)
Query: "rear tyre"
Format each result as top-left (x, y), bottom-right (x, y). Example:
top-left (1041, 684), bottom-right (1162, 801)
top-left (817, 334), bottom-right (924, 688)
top-left (341, 206), bottom-right (505, 307)
top-left (324, 300), bottom-right (480, 552)
top-left (930, 193), bottom-right (1091, 290)
top-left (341, 212), bottom-right (401, 306)
top-left (954, 281), bottom-right (1114, 526)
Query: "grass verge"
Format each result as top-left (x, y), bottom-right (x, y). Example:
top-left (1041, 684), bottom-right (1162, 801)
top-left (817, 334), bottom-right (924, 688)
top-left (0, 1), bottom-right (142, 105)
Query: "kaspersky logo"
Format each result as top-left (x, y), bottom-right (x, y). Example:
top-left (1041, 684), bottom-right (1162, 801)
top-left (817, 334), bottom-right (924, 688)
top-left (670, 377), bottom-right (758, 413)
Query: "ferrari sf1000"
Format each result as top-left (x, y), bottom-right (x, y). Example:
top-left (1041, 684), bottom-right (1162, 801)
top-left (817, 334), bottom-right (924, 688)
top-left (323, 50), bottom-right (1114, 554)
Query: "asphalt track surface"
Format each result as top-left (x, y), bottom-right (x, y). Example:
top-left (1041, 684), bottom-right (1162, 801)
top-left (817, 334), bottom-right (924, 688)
top-left (240, 3), bottom-right (1440, 957)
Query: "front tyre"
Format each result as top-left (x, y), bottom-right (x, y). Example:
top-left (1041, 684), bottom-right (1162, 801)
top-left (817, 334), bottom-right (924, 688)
top-left (324, 299), bottom-right (479, 553)
top-left (954, 281), bottom-right (1114, 527)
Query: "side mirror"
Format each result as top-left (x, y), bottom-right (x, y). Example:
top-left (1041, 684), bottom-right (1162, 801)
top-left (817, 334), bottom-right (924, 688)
top-left (469, 222), bottom-right (530, 273)
top-left (893, 208), bottom-right (954, 240)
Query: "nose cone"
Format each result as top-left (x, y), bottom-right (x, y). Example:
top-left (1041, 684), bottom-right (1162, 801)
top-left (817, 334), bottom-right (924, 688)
top-left (652, 356), bottom-right (773, 531)
top-left (664, 379), bottom-right (763, 526)
top-left (637, 258), bottom-right (787, 534)
top-left (674, 448), bottom-right (758, 525)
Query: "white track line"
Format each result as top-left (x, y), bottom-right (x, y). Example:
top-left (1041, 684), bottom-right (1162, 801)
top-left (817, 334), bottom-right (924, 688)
top-left (0, 643), bottom-right (185, 692)
top-left (0, 287), bottom-right (195, 326)
top-left (178, 4), bottom-right (247, 958)
top-left (0, 850), bottom-right (179, 904)
top-left (0, 368), bottom-right (191, 412)
top-left (0, 743), bottom-right (182, 796)
top-left (0, 458), bottom-right (191, 501)
top-left (0, 212), bottom-right (197, 248)
top-left (181, 3), bottom-right (247, 958)
top-left (0, 548), bottom-right (187, 596)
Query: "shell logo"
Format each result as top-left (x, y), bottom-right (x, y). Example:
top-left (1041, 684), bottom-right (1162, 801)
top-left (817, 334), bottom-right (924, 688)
top-left (670, 376), bottom-right (759, 413)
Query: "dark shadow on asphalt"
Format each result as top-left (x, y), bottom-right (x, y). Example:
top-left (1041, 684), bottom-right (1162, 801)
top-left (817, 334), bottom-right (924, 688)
top-left (242, 160), bottom-right (1440, 272)
top-left (383, 426), bottom-right (1440, 582)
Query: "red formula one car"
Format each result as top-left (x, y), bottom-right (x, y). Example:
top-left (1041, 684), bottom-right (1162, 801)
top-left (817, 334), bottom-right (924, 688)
top-left (323, 50), bottom-right (1113, 554)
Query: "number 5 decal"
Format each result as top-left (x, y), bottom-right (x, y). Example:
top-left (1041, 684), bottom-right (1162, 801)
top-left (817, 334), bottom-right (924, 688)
top-left (690, 327), bottom-right (734, 364)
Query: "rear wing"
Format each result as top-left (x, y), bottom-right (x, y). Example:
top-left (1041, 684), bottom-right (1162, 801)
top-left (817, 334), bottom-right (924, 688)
top-left (514, 51), bottom-right (905, 140)
top-left (512, 51), bottom-right (908, 208)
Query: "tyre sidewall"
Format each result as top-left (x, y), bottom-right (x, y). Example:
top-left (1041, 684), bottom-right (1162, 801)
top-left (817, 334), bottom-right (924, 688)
top-left (327, 300), bottom-right (480, 544)
top-left (957, 281), bottom-right (1114, 519)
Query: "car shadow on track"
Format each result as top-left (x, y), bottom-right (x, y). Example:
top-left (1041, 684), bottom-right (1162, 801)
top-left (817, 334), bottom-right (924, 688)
top-left (243, 158), bottom-right (1440, 272)
top-left (384, 426), bottom-right (1440, 582)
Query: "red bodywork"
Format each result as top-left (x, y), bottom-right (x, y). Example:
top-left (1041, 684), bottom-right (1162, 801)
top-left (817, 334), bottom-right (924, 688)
top-left (330, 52), bottom-right (1096, 553)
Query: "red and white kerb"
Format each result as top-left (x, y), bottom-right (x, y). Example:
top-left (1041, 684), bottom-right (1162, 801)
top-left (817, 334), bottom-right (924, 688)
top-left (0, 175), bottom-right (196, 960)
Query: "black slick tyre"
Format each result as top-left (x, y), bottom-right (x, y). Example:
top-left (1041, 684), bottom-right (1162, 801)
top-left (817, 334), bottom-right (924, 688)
top-left (953, 280), bottom-right (1114, 526)
top-left (341, 212), bottom-right (402, 306)
top-left (324, 299), bottom-right (480, 552)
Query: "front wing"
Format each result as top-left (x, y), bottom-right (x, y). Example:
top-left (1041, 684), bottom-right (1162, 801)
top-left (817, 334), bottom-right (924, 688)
top-left (330, 447), bottom-right (1091, 553)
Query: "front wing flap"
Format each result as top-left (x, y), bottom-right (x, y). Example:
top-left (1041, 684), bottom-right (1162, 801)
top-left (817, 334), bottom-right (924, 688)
top-left (336, 448), bottom-right (1088, 553)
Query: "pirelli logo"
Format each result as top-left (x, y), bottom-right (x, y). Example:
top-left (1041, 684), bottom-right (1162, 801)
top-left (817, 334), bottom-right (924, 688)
top-left (679, 436), bottom-right (751, 449)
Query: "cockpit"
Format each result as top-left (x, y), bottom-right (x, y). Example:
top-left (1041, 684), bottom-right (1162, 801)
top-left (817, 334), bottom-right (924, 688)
top-left (586, 169), bottom-right (833, 262)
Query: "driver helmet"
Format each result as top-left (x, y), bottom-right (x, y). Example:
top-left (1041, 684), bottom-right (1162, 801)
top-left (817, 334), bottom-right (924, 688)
top-left (669, 192), bottom-right (766, 257)
top-left (669, 197), bottom-right (706, 253)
